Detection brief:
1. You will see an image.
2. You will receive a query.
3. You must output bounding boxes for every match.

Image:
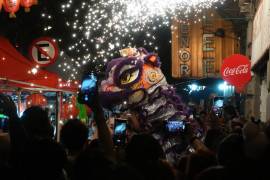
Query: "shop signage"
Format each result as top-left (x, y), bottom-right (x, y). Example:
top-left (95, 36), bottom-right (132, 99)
top-left (29, 37), bottom-right (59, 67)
top-left (171, 11), bottom-right (238, 78)
top-left (221, 54), bottom-right (251, 92)
top-left (179, 24), bottom-right (191, 76)
top-left (202, 20), bottom-right (215, 76)
top-left (180, 24), bottom-right (189, 48)
top-left (203, 34), bottom-right (215, 52)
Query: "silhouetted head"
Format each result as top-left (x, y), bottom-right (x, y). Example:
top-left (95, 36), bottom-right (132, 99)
top-left (140, 160), bottom-right (175, 180)
top-left (223, 106), bottom-right (237, 121)
top-left (72, 150), bottom-right (115, 180)
top-left (217, 134), bottom-right (245, 166)
top-left (199, 111), bottom-right (207, 118)
top-left (111, 163), bottom-right (144, 180)
top-left (204, 129), bottom-right (226, 153)
top-left (177, 152), bottom-right (217, 180)
top-left (22, 139), bottom-right (67, 180)
top-left (243, 120), bottom-right (261, 141)
top-left (60, 119), bottom-right (89, 154)
top-left (21, 106), bottom-right (53, 140)
top-left (196, 166), bottom-right (227, 180)
top-left (126, 134), bottom-right (165, 165)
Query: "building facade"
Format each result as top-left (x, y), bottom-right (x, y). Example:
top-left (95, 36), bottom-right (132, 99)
top-left (243, 0), bottom-right (270, 122)
top-left (171, 10), bottom-right (239, 79)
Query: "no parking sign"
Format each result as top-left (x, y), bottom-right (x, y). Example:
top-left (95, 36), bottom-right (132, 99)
top-left (29, 37), bottom-right (59, 67)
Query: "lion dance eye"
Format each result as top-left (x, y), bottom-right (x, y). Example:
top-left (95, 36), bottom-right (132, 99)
top-left (120, 69), bottom-right (139, 85)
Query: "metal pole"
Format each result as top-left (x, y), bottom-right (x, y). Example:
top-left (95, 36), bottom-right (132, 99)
top-left (55, 91), bottom-right (62, 142)
top-left (17, 89), bottom-right (22, 115)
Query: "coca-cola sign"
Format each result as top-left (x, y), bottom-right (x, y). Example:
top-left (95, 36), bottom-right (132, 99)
top-left (221, 54), bottom-right (251, 92)
top-left (223, 65), bottom-right (249, 77)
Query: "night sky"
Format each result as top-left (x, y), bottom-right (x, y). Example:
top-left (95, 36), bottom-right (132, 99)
top-left (0, 0), bottom-right (247, 103)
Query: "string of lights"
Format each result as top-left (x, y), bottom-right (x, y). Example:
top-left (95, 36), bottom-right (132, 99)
top-left (41, 0), bottom-right (225, 80)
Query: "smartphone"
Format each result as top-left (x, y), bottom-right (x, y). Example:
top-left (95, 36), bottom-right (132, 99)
top-left (213, 97), bottom-right (224, 117)
top-left (164, 120), bottom-right (185, 134)
top-left (0, 113), bottom-right (9, 132)
top-left (113, 118), bottom-right (127, 146)
top-left (78, 74), bottom-right (97, 104)
top-left (213, 97), bottom-right (224, 108)
top-left (0, 96), bottom-right (8, 132)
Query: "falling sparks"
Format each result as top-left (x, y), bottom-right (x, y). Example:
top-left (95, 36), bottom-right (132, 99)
top-left (42, 0), bottom-right (225, 80)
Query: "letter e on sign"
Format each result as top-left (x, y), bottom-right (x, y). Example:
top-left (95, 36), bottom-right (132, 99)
top-left (29, 37), bottom-right (59, 67)
top-left (221, 54), bottom-right (251, 92)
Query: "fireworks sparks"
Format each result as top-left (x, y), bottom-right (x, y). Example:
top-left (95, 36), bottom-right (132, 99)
top-left (42, 0), bottom-right (225, 79)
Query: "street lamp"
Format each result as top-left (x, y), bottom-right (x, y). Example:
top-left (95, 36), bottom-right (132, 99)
top-left (218, 81), bottom-right (230, 97)
top-left (218, 82), bottom-right (228, 91)
top-left (189, 84), bottom-right (198, 91)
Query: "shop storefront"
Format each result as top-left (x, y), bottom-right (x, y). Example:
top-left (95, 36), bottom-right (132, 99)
top-left (0, 36), bottom-right (81, 139)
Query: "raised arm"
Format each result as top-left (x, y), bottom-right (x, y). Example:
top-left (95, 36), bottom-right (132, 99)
top-left (87, 90), bottom-right (115, 160)
top-left (0, 94), bottom-right (27, 157)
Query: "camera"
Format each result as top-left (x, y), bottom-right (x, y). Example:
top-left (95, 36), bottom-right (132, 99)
top-left (164, 120), bottom-right (186, 135)
top-left (213, 97), bottom-right (224, 117)
top-left (78, 73), bottom-right (97, 105)
top-left (113, 118), bottom-right (127, 146)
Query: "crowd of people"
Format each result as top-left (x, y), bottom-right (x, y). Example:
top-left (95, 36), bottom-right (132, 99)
top-left (0, 92), bottom-right (269, 180)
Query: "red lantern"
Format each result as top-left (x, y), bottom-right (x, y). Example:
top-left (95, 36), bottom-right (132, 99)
top-left (20, 0), bottom-right (33, 12)
top-left (61, 103), bottom-right (79, 120)
top-left (32, 0), bottom-right (37, 5)
top-left (67, 102), bottom-right (79, 119)
top-left (221, 54), bottom-right (251, 93)
top-left (61, 103), bottom-right (69, 120)
top-left (3, 0), bottom-right (20, 18)
top-left (26, 94), bottom-right (47, 108)
top-left (61, 96), bottom-right (79, 120)
top-left (0, 0), bottom-right (3, 11)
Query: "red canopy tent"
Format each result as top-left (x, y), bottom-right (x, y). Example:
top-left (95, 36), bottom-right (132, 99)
top-left (0, 37), bottom-right (80, 140)
top-left (0, 36), bottom-right (78, 92)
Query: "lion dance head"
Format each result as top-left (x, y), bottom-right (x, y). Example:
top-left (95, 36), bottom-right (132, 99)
top-left (100, 48), bottom-right (186, 130)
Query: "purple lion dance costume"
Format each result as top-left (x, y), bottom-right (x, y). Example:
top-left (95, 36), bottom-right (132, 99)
top-left (100, 47), bottom-right (188, 162)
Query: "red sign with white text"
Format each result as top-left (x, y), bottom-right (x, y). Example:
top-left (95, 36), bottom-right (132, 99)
top-left (221, 54), bottom-right (251, 93)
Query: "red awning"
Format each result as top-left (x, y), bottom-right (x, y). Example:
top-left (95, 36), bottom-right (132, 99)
top-left (0, 37), bottom-right (78, 92)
